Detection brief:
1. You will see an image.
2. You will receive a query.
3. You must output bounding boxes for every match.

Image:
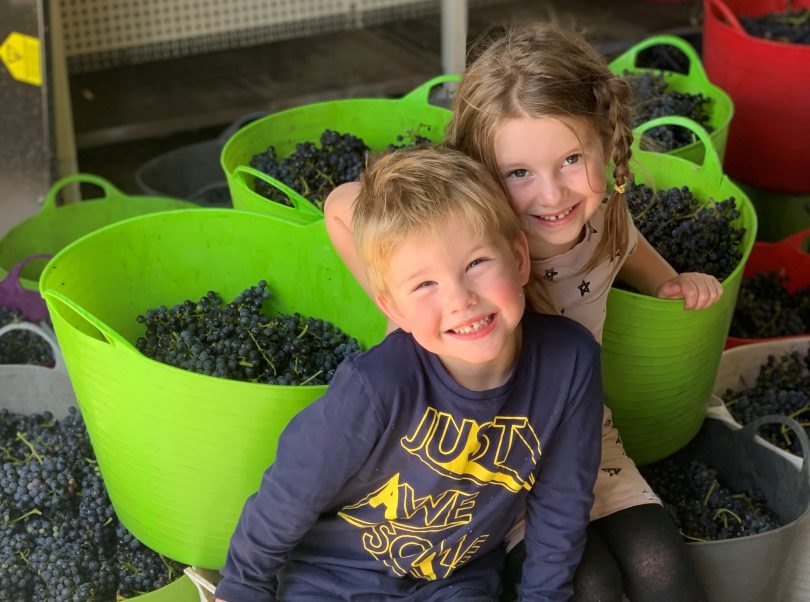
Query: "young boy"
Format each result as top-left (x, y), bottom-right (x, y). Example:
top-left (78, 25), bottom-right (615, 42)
top-left (214, 146), bottom-right (603, 602)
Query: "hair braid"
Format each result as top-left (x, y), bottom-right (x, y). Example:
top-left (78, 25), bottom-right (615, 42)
top-left (583, 77), bottom-right (634, 275)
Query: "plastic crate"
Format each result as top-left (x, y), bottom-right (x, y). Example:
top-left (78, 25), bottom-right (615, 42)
top-left (703, 0), bottom-right (810, 193)
top-left (221, 75), bottom-right (457, 222)
top-left (0, 174), bottom-right (194, 291)
top-left (609, 34), bottom-right (734, 165)
top-left (601, 115), bottom-right (757, 466)
top-left (39, 207), bottom-right (387, 569)
top-left (726, 229), bottom-right (810, 348)
top-left (136, 112), bottom-right (266, 207)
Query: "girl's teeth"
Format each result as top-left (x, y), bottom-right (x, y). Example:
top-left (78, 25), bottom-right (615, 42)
top-left (539, 207), bottom-right (573, 221)
top-left (452, 315), bottom-right (493, 334)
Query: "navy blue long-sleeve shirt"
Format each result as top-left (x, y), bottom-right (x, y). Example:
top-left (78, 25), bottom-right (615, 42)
top-left (216, 312), bottom-right (603, 602)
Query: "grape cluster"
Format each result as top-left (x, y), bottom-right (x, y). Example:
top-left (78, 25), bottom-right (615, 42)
top-left (0, 306), bottom-right (55, 367)
top-left (740, 8), bottom-right (810, 45)
top-left (722, 350), bottom-right (810, 456)
top-left (730, 272), bottom-right (810, 339)
top-left (135, 281), bottom-right (360, 386)
top-left (249, 128), bottom-right (433, 210)
top-left (250, 129), bottom-right (368, 210)
top-left (625, 182), bottom-right (745, 280)
top-left (622, 71), bottom-right (713, 151)
top-left (640, 456), bottom-right (782, 541)
top-left (0, 406), bottom-right (184, 601)
top-left (635, 44), bottom-right (690, 74)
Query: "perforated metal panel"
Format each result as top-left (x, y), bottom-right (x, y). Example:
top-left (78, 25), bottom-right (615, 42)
top-left (60, 0), bottom-right (511, 73)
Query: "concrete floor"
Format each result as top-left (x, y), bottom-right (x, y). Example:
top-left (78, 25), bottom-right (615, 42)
top-left (74, 0), bottom-right (701, 195)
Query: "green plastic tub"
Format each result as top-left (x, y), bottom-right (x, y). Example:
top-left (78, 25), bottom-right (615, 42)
top-left (609, 35), bottom-right (734, 165)
top-left (601, 116), bottom-right (757, 466)
top-left (221, 75), bottom-right (456, 222)
top-left (39, 207), bottom-right (387, 569)
top-left (0, 174), bottom-right (193, 291)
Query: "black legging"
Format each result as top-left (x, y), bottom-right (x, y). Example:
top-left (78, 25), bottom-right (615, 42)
top-left (502, 504), bottom-right (708, 601)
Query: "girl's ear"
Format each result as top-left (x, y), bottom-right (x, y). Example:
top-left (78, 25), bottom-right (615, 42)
top-left (374, 293), bottom-right (412, 333)
top-left (513, 231), bottom-right (531, 286)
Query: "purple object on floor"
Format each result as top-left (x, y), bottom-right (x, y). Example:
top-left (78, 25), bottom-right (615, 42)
top-left (0, 254), bottom-right (52, 323)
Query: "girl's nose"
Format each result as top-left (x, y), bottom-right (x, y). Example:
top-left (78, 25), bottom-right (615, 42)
top-left (537, 176), bottom-right (565, 208)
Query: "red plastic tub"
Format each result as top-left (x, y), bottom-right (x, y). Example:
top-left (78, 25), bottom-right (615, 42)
top-left (703, 0), bottom-right (810, 194)
top-left (726, 229), bottom-right (810, 348)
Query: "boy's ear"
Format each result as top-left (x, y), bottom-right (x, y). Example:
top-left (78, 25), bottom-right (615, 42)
top-left (374, 292), bottom-right (412, 333)
top-left (514, 231), bottom-right (531, 286)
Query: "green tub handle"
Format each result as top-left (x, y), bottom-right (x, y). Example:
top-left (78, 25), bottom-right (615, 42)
top-left (41, 173), bottom-right (124, 212)
top-left (0, 322), bottom-right (67, 373)
top-left (234, 165), bottom-right (324, 222)
top-left (632, 115), bottom-right (723, 184)
top-left (609, 34), bottom-right (710, 85)
top-left (741, 415), bottom-right (810, 482)
top-left (40, 289), bottom-right (128, 349)
top-left (400, 74), bottom-right (461, 107)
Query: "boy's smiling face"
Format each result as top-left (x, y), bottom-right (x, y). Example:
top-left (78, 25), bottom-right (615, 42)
top-left (375, 215), bottom-right (530, 390)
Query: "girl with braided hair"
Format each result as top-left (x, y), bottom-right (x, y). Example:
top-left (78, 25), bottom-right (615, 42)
top-left (324, 22), bottom-right (719, 602)
top-left (446, 23), bottom-right (717, 602)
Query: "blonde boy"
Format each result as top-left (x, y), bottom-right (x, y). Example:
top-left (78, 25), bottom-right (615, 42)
top-left (215, 146), bottom-right (602, 602)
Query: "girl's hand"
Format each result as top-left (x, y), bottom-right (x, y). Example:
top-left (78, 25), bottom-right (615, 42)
top-left (655, 272), bottom-right (723, 310)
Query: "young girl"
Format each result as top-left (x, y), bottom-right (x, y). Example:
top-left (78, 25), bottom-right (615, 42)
top-left (324, 24), bottom-right (720, 601)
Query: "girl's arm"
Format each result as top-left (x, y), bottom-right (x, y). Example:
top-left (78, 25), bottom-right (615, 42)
top-left (618, 233), bottom-right (723, 310)
top-left (324, 182), bottom-right (372, 298)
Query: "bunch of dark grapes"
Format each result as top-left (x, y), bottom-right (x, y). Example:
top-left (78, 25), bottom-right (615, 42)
top-left (721, 350), bottom-right (810, 456)
top-left (135, 280), bottom-right (360, 386)
top-left (0, 406), bottom-right (184, 601)
top-left (625, 182), bottom-right (745, 280)
top-left (635, 44), bottom-right (690, 74)
top-left (740, 8), bottom-right (810, 45)
top-left (249, 128), bottom-right (433, 210)
top-left (250, 129), bottom-right (368, 210)
top-left (730, 272), bottom-right (810, 338)
top-left (0, 306), bottom-right (55, 367)
top-left (640, 456), bottom-right (782, 542)
top-left (622, 70), bottom-right (713, 151)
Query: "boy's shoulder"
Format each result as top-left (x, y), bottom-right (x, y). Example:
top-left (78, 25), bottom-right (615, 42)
top-left (521, 311), bottom-right (600, 356)
top-left (343, 328), bottom-right (423, 383)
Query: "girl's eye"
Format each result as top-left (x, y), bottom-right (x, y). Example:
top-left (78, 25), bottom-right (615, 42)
top-left (563, 154), bottom-right (581, 166)
top-left (508, 169), bottom-right (528, 179)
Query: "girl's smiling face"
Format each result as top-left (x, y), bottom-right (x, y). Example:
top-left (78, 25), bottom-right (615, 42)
top-left (494, 115), bottom-right (608, 260)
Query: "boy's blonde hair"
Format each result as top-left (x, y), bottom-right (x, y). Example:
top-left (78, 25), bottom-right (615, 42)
top-left (446, 23), bottom-right (634, 290)
top-left (352, 146), bottom-right (552, 312)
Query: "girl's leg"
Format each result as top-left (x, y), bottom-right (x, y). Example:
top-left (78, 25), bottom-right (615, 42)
top-left (592, 504), bottom-right (707, 602)
top-left (571, 525), bottom-right (623, 602)
top-left (501, 526), bottom-right (624, 602)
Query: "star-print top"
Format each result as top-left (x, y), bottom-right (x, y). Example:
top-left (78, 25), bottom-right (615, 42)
top-left (531, 203), bottom-right (638, 344)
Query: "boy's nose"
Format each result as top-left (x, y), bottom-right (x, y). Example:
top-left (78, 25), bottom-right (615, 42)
top-left (447, 281), bottom-right (478, 311)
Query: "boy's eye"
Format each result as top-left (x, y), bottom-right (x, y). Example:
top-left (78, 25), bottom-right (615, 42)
top-left (413, 281), bottom-right (435, 291)
top-left (467, 258), bottom-right (487, 270)
top-left (563, 154), bottom-right (581, 166)
top-left (508, 169), bottom-right (528, 179)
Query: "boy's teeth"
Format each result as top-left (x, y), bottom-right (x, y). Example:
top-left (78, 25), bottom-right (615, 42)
top-left (451, 315), bottom-right (493, 334)
top-left (538, 207), bottom-right (573, 221)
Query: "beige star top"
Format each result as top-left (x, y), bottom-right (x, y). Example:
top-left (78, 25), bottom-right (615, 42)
top-left (531, 203), bottom-right (638, 343)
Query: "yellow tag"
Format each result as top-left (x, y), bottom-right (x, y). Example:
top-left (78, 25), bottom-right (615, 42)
top-left (0, 32), bottom-right (42, 87)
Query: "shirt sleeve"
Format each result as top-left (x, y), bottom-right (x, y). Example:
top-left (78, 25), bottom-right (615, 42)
top-left (215, 360), bottom-right (384, 602)
top-left (519, 339), bottom-right (604, 602)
